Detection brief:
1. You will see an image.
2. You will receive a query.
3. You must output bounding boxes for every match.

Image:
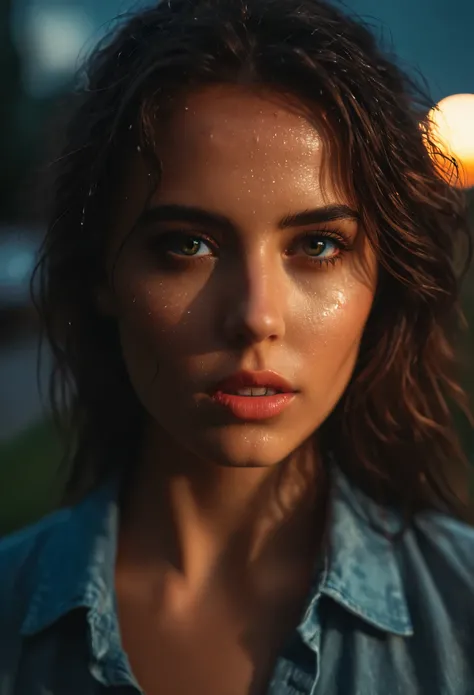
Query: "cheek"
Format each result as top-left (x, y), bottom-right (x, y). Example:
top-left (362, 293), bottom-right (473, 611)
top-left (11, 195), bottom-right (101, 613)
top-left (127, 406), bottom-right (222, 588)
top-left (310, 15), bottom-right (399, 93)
top-left (292, 276), bottom-right (375, 422)
top-left (113, 268), bottom-right (212, 375)
top-left (296, 275), bottom-right (375, 362)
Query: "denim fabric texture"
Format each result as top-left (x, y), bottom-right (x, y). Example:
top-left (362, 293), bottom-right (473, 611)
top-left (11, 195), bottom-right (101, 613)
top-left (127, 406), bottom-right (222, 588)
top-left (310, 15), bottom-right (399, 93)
top-left (1, 467), bottom-right (473, 694)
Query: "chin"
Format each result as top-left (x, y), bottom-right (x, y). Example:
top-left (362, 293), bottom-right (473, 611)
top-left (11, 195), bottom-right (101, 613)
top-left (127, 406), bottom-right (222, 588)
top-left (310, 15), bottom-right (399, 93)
top-left (190, 426), bottom-right (308, 470)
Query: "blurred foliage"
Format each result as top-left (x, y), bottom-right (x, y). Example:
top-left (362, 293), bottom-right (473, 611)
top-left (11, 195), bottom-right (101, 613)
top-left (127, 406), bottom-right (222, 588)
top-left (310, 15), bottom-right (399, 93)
top-left (0, 420), bottom-right (63, 535)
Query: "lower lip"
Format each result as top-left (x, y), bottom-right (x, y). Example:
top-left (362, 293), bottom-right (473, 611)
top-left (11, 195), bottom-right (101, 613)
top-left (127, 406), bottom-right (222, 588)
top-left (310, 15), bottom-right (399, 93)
top-left (211, 391), bottom-right (295, 420)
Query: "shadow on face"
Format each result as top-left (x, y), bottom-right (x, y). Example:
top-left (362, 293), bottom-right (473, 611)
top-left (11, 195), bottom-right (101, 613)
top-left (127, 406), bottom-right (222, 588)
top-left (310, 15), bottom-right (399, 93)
top-left (99, 85), bottom-right (377, 470)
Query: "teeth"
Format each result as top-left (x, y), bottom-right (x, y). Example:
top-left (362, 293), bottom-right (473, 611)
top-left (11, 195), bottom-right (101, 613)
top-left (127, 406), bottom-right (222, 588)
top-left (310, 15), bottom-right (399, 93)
top-left (235, 387), bottom-right (278, 397)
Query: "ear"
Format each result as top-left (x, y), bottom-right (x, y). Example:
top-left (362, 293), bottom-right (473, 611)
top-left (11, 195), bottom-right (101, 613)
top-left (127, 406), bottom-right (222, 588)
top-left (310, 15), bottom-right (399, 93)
top-left (96, 285), bottom-right (118, 317)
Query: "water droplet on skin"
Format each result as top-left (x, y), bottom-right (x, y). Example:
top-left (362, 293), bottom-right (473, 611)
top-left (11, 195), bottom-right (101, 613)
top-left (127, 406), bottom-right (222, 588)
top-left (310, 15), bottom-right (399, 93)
top-left (136, 145), bottom-right (142, 152)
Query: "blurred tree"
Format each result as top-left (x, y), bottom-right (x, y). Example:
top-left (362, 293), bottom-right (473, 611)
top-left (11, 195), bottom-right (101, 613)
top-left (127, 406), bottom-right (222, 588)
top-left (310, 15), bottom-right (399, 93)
top-left (0, 1), bottom-right (64, 225)
top-left (0, 0), bottom-right (27, 223)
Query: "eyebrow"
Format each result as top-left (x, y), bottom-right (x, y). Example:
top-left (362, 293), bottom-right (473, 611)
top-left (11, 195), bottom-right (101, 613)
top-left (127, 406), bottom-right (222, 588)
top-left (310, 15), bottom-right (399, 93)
top-left (135, 204), bottom-right (235, 234)
top-left (135, 203), bottom-right (360, 234)
top-left (278, 204), bottom-right (360, 228)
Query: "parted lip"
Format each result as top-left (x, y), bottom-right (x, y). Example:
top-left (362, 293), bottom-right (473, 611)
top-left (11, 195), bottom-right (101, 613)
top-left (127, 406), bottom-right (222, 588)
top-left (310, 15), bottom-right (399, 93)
top-left (211, 370), bottom-right (296, 395)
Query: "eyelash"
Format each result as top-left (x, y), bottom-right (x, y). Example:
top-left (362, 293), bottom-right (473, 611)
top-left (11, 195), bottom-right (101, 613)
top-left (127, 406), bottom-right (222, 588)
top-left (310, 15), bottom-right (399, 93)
top-left (148, 227), bottom-right (352, 268)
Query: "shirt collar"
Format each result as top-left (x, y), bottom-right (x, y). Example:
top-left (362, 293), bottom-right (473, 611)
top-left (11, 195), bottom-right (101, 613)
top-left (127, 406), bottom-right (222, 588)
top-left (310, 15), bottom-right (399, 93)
top-left (21, 477), bottom-right (120, 636)
top-left (311, 466), bottom-right (413, 638)
top-left (21, 466), bottom-right (413, 640)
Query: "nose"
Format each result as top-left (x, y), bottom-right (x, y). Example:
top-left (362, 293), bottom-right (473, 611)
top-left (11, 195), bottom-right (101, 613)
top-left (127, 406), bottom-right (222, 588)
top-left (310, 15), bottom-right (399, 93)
top-left (222, 253), bottom-right (286, 347)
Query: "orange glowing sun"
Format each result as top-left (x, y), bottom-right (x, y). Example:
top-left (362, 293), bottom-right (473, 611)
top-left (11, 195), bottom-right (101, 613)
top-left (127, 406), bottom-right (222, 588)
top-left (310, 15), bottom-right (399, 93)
top-left (427, 94), bottom-right (474, 189)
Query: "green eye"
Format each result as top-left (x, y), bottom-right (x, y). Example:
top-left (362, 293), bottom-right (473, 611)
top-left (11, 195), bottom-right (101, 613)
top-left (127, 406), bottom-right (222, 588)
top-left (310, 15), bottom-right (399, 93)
top-left (147, 231), bottom-right (216, 262)
top-left (302, 237), bottom-right (338, 258)
top-left (170, 234), bottom-right (213, 257)
top-left (179, 237), bottom-right (202, 255)
top-left (303, 238), bottom-right (327, 257)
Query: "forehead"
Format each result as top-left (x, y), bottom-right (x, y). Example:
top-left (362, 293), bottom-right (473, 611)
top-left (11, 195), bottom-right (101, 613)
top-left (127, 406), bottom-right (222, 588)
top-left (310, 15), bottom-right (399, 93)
top-left (117, 85), bottom-right (352, 229)
top-left (156, 86), bottom-right (337, 190)
top-left (160, 86), bottom-right (321, 155)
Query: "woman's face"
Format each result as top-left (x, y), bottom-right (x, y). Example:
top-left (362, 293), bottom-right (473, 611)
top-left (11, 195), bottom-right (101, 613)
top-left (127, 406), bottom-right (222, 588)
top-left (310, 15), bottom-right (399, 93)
top-left (104, 86), bottom-right (377, 468)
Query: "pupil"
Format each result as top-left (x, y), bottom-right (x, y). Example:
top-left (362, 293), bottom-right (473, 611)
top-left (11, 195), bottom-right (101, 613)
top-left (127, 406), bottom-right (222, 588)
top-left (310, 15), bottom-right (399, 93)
top-left (182, 238), bottom-right (200, 255)
top-left (307, 239), bottom-right (325, 256)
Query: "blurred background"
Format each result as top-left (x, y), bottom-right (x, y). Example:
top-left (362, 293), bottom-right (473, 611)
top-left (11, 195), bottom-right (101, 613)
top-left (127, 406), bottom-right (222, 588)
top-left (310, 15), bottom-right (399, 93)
top-left (0, 0), bottom-right (473, 534)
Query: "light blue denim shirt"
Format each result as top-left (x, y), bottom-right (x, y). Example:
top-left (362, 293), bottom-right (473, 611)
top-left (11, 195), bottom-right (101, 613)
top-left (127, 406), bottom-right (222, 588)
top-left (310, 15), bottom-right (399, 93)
top-left (1, 467), bottom-right (474, 694)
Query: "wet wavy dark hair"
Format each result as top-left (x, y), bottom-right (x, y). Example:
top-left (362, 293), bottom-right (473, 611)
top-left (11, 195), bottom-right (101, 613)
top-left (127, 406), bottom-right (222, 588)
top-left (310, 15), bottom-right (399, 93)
top-left (33, 0), bottom-right (473, 517)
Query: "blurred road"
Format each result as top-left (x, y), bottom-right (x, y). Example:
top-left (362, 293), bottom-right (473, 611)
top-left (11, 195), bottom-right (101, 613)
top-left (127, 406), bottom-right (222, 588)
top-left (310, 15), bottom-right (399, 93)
top-left (0, 336), bottom-right (51, 441)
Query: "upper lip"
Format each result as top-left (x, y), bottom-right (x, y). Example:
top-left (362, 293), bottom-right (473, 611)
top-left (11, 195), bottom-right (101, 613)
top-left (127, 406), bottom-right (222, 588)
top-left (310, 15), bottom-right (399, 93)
top-left (212, 370), bottom-right (296, 394)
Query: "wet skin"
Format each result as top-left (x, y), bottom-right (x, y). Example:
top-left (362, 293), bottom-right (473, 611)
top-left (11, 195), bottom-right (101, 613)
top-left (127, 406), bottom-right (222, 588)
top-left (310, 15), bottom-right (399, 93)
top-left (102, 86), bottom-right (377, 472)
top-left (99, 85), bottom-right (378, 695)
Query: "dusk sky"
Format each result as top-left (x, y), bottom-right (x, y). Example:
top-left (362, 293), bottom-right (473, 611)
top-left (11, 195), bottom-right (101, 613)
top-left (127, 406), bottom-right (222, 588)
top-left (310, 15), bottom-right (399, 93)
top-left (12, 0), bottom-right (474, 101)
top-left (346, 0), bottom-right (474, 101)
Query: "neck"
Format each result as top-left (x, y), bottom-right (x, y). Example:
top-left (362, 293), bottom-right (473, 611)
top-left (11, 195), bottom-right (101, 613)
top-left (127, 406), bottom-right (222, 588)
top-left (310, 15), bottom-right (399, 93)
top-left (118, 425), bottom-right (327, 598)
